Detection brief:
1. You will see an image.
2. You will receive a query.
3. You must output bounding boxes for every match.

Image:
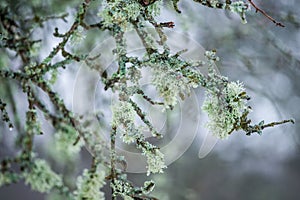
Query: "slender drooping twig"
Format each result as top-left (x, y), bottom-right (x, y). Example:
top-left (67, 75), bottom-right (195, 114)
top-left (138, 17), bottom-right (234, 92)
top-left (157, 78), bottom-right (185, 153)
top-left (247, 0), bottom-right (285, 27)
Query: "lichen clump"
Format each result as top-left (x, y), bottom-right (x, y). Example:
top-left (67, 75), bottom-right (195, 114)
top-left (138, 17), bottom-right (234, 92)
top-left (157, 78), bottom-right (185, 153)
top-left (74, 165), bottom-right (106, 200)
top-left (112, 101), bottom-right (138, 144)
top-left (151, 63), bottom-right (197, 108)
top-left (23, 159), bottom-right (63, 193)
top-left (99, 0), bottom-right (162, 30)
top-left (53, 123), bottom-right (83, 159)
top-left (111, 179), bottom-right (134, 199)
top-left (143, 148), bottom-right (166, 176)
top-left (202, 81), bottom-right (249, 139)
top-left (112, 100), bottom-right (167, 175)
top-left (229, 1), bottom-right (251, 24)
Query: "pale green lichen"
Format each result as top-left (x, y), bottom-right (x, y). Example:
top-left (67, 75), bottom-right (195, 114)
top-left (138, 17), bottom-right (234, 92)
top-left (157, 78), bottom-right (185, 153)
top-left (24, 62), bottom-right (38, 76)
top-left (29, 42), bottom-right (41, 57)
top-left (112, 179), bottom-right (155, 199)
top-left (53, 123), bottom-right (83, 160)
top-left (151, 61), bottom-right (197, 109)
top-left (70, 26), bottom-right (86, 46)
top-left (49, 68), bottom-right (59, 84)
top-left (112, 101), bottom-right (139, 144)
top-left (111, 179), bottom-right (134, 199)
top-left (0, 172), bottom-right (16, 187)
top-left (23, 159), bottom-right (63, 193)
top-left (204, 50), bottom-right (220, 64)
top-left (74, 165), bottom-right (106, 200)
top-left (99, 0), bottom-right (162, 30)
top-left (112, 101), bottom-right (135, 126)
top-left (142, 180), bottom-right (155, 194)
top-left (127, 66), bottom-right (142, 85)
top-left (146, 0), bottom-right (163, 16)
top-left (202, 81), bottom-right (250, 139)
top-left (99, 0), bottom-right (142, 30)
top-left (229, 1), bottom-right (250, 24)
top-left (142, 148), bottom-right (167, 176)
top-left (112, 100), bottom-right (166, 175)
top-left (193, 0), bottom-right (250, 24)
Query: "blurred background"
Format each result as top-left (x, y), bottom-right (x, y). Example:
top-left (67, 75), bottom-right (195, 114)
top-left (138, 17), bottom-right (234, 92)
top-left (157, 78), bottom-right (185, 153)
top-left (0, 0), bottom-right (299, 199)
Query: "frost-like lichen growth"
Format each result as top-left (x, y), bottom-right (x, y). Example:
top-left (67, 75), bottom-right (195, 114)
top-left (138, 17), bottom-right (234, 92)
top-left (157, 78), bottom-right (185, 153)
top-left (112, 100), bottom-right (166, 175)
top-left (151, 61), bottom-right (197, 109)
top-left (70, 26), bottom-right (86, 46)
top-left (111, 179), bottom-right (134, 199)
top-left (142, 180), bottom-right (155, 194)
top-left (192, 0), bottom-right (250, 24)
top-left (29, 42), bottom-right (41, 57)
top-left (229, 1), bottom-right (250, 24)
top-left (142, 148), bottom-right (167, 176)
top-left (74, 165), bottom-right (106, 200)
top-left (25, 109), bottom-right (43, 135)
top-left (111, 179), bottom-right (155, 199)
top-left (112, 101), bottom-right (139, 144)
top-left (53, 123), bottom-right (83, 159)
top-left (23, 159), bottom-right (63, 193)
top-left (127, 66), bottom-right (142, 85)
top-left (99, 0), bottom-right (141, 30)
top-left (24, 62), bottom-right (38, 76)
top-left (99, 0), bottom-right (162, 30)
top-left (204, 50), bottom-right (220, 64)
top-left (202, 81), bottom-right (249, 139)
top-left (146, 0), bottom-right (163, 16)
top-left (112, 101), bottom-right (135, 126)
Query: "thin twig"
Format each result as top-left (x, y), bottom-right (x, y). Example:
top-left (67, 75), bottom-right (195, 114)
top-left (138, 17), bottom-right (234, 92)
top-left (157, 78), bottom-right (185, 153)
top-left (262, 119), bottom-right (295, 129)
top-left (110, 125), bottom-right (117, 200)
top-left (247, 0), bottom-right (285, 27)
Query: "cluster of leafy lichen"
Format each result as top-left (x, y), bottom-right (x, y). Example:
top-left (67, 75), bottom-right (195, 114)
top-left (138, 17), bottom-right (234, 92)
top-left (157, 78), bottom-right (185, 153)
top-left (0, 0), bottom-right (294, 200)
